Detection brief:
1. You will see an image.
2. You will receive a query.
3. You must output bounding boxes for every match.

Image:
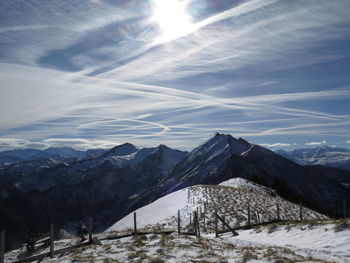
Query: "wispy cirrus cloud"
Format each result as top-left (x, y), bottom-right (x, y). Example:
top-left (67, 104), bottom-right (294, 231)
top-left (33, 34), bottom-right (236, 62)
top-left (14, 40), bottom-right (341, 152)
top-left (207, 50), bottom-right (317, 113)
top-left (305, 141), bottom-right (327, 146)
top-left (259, 143), bottom-right (291, 148)
top-left (1, 0), bottom-right (350, 150)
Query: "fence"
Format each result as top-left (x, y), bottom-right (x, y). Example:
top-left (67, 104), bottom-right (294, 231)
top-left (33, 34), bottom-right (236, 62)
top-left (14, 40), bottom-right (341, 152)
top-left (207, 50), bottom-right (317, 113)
top-left (1, 197), bottom-right (348, 262)
top-left (1, 217), bottom-right (97, 263)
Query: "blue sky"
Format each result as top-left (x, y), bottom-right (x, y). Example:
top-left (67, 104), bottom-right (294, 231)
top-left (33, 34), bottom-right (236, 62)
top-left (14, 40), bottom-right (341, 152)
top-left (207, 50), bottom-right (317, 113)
top-left (1, 0), bottom-right (350, 151)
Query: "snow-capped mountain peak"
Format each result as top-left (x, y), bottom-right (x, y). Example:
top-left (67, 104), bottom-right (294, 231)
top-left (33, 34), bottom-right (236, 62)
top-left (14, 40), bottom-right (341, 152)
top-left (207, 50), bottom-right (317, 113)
top-left (189, 133), bottom-right (251, 161)
top-left (277, 146), bottom-right (350, 171)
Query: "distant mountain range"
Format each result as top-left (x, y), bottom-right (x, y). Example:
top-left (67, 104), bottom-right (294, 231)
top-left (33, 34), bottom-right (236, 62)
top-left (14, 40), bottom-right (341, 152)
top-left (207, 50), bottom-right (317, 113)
top-left (0, 134), bottom-right (349, 250)
top-left (276, 146), bottom-right (350, 171)
top-left (0, 147), bottom-right (106, 165)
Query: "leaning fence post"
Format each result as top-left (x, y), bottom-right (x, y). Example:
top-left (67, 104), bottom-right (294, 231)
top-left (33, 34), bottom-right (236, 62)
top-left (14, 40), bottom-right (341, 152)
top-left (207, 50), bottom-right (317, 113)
top-left (177, 210), bottom-right (181, 235)
top-left (89, 217), bottom-right (93, 243)
top-left (50, 223), bottom-right (54, 258)
top-left (0, 230), bottom-right (5, 263)
top-left (299, 203), bottom-right (303, 221)
top-left (276, 203), bottom-right (280, 220)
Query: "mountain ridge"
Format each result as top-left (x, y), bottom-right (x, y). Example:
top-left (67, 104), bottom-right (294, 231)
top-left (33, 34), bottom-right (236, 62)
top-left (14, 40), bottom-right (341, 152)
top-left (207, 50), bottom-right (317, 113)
top-left (0, 133), bottom-right (349, 250)
top-left (277, 145), bottom-right (350, 171)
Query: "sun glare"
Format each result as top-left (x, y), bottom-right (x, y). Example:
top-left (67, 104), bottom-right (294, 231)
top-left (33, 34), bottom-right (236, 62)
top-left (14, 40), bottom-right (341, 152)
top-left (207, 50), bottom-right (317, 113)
top-left (151, 0), bottom-right (194, 43)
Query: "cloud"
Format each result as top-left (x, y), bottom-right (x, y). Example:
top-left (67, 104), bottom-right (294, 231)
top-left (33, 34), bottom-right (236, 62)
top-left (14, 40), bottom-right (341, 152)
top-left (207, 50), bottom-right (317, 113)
top-left (94, 0), bottom-right (350, 83)
top-left (1, 0), bottom-right (350, 150)
top-left (346, 140), bottom-right (350, 144)
top-left (42, 138), bottom-right (117, 150)
top-left (305, 141), bottom-right (327, 146)
top-left (0, 138), bottom-right (48, 151)
top-left (260, 143), bottom-right (291, 148)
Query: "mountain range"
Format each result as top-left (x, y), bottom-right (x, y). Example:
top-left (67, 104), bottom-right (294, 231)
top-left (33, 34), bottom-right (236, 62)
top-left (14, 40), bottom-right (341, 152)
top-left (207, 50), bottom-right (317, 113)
top-left (0, 147), bottom-right (106, 165)
top-left (276, 146), bottom-right (350, 171)
top-left (0, 133), bottom-right (349, 250)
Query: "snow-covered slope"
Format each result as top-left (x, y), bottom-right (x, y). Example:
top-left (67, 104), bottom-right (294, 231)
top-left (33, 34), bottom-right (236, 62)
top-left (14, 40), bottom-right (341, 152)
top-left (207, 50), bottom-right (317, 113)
top-left (6, 220), bottom-right (350, 263)
top-left (277, 146), bottom-right (350, 171)
top-left (108, 178), bottom-right (325, 233)
top-left (219, 177), bottom-right (276, 195)
top-left (107, 188), bottom-right (191, 231)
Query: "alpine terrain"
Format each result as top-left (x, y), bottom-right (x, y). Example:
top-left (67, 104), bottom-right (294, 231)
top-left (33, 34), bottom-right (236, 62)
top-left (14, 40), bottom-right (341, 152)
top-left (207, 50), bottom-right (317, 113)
top-left (1, 133), bottom-right (349, 260)
top-left (277, 146), bottom-right (350, 171)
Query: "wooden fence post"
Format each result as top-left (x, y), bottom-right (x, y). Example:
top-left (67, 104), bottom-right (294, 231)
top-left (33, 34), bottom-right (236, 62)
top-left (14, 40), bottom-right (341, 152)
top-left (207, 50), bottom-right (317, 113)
top-left (247, 205), bottom-right (251, 226)
top-left (177, 210), bottom-right (181, 235)
top-left (343, 199), bottom-right (347, 219)
top-left (194, 211), bottom-right (200, 238)
top-left (215, 212), bottom-right (218, 237)
top-left (89, 217), bottom-right (93, 243)
top-left (0, 230), bottom-right (5, 263)
top-left (50, 223), bottom-right (54, 258)
top-left (276, 203), bottom-right (280, 220)
top-left (299, 203), bottom-right (303, 221)
top-left (203, 212), bottom-right (206, 232)
top-left (133, 212), bottom-right (137, 234)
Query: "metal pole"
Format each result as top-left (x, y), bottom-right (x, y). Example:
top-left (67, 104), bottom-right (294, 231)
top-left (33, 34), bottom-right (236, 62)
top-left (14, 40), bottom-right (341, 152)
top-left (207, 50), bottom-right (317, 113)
top-left (177, 210), bottom-right (181, 235)
top-left (0, 230), bottom-right (5, 263)
top-left (89, 217), bottom-right (93, 243)
top-left (276, 203), bottom-right (280, 220)
top-left (133, 212), bottom-right (137, 234)
top-left (50, 223), bottom-right (54, 258)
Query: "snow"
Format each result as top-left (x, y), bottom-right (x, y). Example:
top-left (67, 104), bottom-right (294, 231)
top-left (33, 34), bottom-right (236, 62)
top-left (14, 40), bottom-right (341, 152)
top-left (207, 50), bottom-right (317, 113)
top-left (228, 222), bottom-right (350, 263)
top-left (107, 188), bottom-right (193, 231)
top-left (220, 177), bottom-right (266, 190)
top-left (277, 146), bottom-right (350, 170)
top-left (6, 222), bottom-right (350, 262)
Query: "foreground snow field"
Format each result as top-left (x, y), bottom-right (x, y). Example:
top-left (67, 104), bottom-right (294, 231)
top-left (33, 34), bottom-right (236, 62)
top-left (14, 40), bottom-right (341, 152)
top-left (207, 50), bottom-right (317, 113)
top-left (5, 220), bottom-right (350, 263)
top-left (5, 179), bottom-right (348, 262)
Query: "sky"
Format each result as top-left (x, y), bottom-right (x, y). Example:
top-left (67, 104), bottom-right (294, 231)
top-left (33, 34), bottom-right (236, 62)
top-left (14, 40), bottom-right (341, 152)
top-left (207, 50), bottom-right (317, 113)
top-left (1, 0), bottom-right (350, 151)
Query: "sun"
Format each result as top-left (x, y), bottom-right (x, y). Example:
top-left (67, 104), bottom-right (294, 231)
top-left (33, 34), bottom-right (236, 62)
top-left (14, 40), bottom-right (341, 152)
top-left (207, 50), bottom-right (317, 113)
top-left (151, 0), bottom-right (194, 43)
